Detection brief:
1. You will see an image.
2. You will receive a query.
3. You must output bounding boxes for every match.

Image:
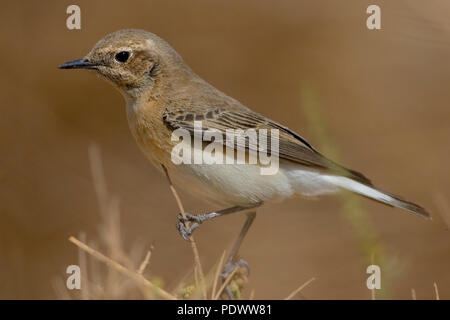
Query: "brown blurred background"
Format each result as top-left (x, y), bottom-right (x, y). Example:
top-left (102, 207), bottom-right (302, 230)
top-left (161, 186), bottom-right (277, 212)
top-left (0, 0), bottom-right (449, 299)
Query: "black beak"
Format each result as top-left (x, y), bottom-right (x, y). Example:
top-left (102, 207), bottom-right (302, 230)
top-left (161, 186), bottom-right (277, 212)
top-left (58, 58), bottom-right (98, 69)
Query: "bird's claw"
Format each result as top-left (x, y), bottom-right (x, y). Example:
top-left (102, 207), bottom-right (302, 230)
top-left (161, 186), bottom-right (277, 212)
top-left (220, 258), bottom-right (251, 300)
top-left (176, 213), bottom-right (202, 241)
top-left (221, 258), bottom-right (250, 278)
top-left (177, 212), bottom-right (205, 224)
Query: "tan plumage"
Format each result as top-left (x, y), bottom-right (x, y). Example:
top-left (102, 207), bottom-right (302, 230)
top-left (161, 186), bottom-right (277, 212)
top-left (162, 100), bottom-right (372, 185)
top-left (59, 29), bottom-right (430, 219)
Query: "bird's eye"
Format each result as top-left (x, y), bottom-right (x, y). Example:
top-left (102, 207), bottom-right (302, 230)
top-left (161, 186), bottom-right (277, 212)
top-left (115, 51), bottom-right (130, 63)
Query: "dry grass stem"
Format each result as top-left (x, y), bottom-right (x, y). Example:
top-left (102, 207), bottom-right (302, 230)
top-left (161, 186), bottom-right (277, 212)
top-left (69, 236), bottom-right (177, 300)
top-left (137, 247), bottom-right (153, 275)
top-left (66, 145), bottom-right (317, 300)
top-left (77, 232), bottom-right (89, 299)
top-left (211, 250), bottom-right (227, 299)
top-left (284, 277), bottom-right (316, 300)
top-left (434, 282), bottom-right (440, 300)
top-left (193, 265), bottom-right (200, 293)
top-left (161, 165), bottom-right (207, 299)
top-left (411, 288), bottom-right (416, 300)
top-left (249, 289), bottom-right (255, 300)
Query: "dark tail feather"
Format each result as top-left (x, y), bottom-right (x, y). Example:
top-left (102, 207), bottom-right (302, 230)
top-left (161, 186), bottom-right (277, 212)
top-left (330, 176), bottom-right (431, 219)
top-left (373, 187), bottom-right (431, 219)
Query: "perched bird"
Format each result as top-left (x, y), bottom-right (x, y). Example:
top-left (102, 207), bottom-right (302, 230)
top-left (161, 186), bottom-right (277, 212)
top-left (59, 29), bottom-right (429, 297)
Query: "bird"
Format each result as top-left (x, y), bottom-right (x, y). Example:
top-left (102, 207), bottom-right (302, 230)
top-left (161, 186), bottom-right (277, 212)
top-left (59, 29), bottom-right (430, 298)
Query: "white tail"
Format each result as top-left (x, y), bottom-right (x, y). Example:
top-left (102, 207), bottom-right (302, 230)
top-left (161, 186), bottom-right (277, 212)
top-left (322, 175), bottom-right (430, 219)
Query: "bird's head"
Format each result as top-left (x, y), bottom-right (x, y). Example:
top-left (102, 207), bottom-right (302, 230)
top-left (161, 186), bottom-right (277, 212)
top-left (59, 29), bottom-right (190, 100)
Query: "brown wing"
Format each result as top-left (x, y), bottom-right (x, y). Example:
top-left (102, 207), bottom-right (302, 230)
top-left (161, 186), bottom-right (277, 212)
top-left (162, 101), bottom-right (372, 185)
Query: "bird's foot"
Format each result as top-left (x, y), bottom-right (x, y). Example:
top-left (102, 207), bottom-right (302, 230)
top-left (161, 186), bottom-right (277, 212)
top-left (176, 212), bottom-right (207, 241)
top-left (220, 258), bottom-right (250, 300)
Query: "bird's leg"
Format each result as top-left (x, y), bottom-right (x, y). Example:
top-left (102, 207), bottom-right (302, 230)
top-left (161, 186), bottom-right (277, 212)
top-left (176, 204), bottom-right (259, 241)
top-left (221, 211), bottom-right (256, 300)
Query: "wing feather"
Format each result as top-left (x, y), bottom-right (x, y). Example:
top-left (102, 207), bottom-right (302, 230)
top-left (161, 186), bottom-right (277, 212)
top-left (162, 102), bottom-right (372, 185)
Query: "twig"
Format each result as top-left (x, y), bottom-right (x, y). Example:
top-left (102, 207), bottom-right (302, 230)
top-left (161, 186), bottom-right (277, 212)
top-left (69, 236), bottom-right (177, 300)
top-left (411, 288), bottom-right (416, 300)
top-left (211, 251), bottom-right (226, 299)
top-left (77, 232), bottom-right (89, 299)
top-left (161, 165), bottom-right (207, 299)
top-left (434, 282), bottom-right (440, 300)
top-left (137, 246), bottom-right (153, 275)
top-left (193, 265), bottom-right (199, 294)
top-left (284, 277), bottom-right (316, 300)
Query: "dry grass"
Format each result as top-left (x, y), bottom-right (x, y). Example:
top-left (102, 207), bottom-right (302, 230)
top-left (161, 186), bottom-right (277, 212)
top-left (161, 164), bottom-right (207, 299)
top-left (410, 283), bottom-right (440, 300)
top-left (60, 143), bottom-right (314, 300)
top-left (284, 278), bottom-right (316, 300)
top-left (69, 236), bottom-right (176, 300)
top-left (57, 126), bottom-right (444, 300)
top-left (56, 134), bottom-right (444, 300)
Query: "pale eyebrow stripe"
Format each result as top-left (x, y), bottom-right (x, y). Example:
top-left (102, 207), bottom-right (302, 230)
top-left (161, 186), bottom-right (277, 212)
top-left (145, 39), bottom-right (155, 48)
